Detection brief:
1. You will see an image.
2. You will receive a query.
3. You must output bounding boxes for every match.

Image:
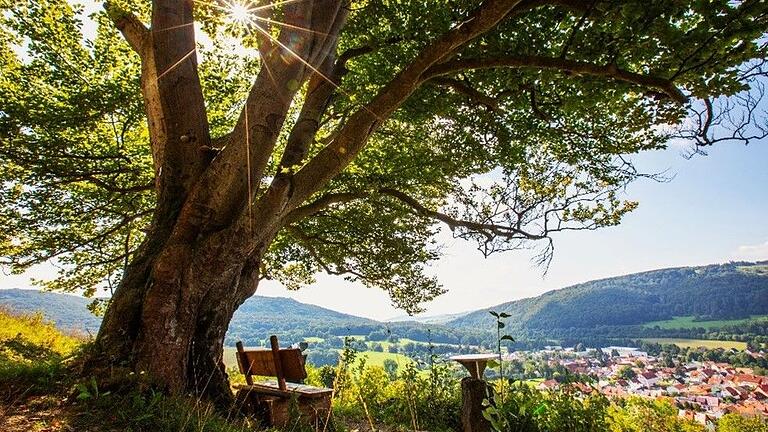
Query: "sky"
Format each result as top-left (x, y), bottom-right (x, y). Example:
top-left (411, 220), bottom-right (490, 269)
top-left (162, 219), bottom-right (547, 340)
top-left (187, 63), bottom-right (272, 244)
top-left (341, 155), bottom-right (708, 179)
top-left (2, 2), bottom-right (768, 320)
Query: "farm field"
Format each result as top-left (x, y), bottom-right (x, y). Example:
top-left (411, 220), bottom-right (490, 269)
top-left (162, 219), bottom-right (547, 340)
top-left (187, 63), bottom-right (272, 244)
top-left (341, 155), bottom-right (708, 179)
top-left (640, 338), bottom-right (747, 350)
top-left (642, 315), bottom-right (767, 329)
top-left (339, 349), bottom-right (416, 368)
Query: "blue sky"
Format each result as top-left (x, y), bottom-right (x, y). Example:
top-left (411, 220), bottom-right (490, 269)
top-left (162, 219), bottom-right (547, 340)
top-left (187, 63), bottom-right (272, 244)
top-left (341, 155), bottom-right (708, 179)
top-left (10, 140), bottom-right (762, 320)
top-left (255, 140), bottom-right (768, 319)
top-left (2, 2), bottom-right (767, 320)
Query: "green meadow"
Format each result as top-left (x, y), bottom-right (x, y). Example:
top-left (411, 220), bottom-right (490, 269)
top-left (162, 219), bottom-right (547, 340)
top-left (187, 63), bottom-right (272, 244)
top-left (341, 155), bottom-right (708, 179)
top-left (640, 338), bottom-right (747, 350)
top-left (642, 315), bottom-right (768, 330)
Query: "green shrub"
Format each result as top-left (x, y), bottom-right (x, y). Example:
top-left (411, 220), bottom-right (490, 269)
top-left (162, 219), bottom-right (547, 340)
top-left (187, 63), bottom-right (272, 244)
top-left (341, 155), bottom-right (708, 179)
top-left (607, 397), bottom-right (705, 432)
top-left (483, 382), bottom-right (609, 432)
top-left (716, 414), bottom-right (768, 432)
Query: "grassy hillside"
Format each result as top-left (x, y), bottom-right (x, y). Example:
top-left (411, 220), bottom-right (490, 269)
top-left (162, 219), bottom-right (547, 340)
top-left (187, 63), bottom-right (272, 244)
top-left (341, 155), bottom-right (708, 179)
top-left (0, 289), bottom-right (101, 333)
top-left (639, 338), bottom-right (748, 350)
top-left (0, 307), bottom-right (82, 360)
top-left (448, 261), bottom-right (768, 333)
top-left (643, 315), bottom-right (768, 329)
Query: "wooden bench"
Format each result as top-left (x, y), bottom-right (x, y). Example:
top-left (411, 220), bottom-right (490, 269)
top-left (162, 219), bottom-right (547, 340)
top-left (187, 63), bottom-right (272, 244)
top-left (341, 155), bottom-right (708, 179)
top-left (234, 335), bottom-right (332, 428)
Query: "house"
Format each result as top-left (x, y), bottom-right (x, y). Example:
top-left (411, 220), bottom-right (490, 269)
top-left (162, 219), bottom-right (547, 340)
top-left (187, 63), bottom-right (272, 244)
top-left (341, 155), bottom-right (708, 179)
top-left (723, 386), bottom-right (746, 400)
top-left (628, 378), bottom-right (644, 391)
top-left (666, 383), bottom-right (686, 395)
top-left (695, 396), bottom-right (719, 408)
top-left (638, 371), bottom-right (660, 387)
top-left (537, 379), bottom-right (559, 391)
top-left (754, 384), bottom-right (768, 400)
top-left (733, 374), bottom-right (762, 388)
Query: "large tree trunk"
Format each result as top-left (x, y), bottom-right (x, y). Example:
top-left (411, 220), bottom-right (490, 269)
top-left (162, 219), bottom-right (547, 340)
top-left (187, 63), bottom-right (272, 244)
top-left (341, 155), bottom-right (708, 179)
top-left (94, 221), bottom-right (267, 407)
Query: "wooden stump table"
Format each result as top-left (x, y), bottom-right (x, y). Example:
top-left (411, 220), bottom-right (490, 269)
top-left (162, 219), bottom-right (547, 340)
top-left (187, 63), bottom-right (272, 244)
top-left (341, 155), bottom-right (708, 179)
top-left (450, 354), bottom-right (497, 432)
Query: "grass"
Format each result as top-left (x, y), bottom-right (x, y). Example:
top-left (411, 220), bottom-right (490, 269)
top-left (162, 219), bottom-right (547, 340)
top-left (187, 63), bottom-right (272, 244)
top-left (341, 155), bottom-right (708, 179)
top-left (0, 308), bottom-right (261, 432)
top-left (0, 307), bottom-right (84, 402)
top-left (0, 307), bottom-right (82, 357)
top-left (345, 350), bottom-right (415, 368)
top-left (642, 315), bottom-right (768, 329)
top-left (521, 378), bottom-right (545, 387)
top-left (640, 338), bottom-right (747, 350)
top-left (373, 337), bottom-right (457, 349)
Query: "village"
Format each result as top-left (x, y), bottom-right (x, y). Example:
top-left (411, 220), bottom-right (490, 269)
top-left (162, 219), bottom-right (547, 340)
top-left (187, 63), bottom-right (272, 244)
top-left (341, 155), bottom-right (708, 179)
top-left (506, 346), bottom-right (768, 429)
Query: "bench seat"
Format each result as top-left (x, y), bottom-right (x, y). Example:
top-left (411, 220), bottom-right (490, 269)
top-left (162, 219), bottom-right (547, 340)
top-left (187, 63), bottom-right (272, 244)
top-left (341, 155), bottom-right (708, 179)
top-left (234, 380), bottom-right (332, 398)
top-left (234, 336), bottom-right (333, 427)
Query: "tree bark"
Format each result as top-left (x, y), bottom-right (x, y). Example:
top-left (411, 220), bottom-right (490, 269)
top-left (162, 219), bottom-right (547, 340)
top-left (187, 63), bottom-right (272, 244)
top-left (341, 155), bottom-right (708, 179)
top-left (93, 225), bottom-right (266, 406)
top-left (461, 377), bottom-right (493, 432)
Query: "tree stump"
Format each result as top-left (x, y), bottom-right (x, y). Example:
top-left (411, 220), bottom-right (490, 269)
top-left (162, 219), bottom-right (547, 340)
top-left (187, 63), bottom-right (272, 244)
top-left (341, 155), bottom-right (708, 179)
top-left (461, 377), bottom-right (493, 432)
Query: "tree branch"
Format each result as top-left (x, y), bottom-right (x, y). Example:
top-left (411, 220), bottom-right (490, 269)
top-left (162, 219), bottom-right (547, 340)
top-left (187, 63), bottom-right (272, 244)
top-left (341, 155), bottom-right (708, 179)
top-left (286, 225), bottom-right (358, 277)
top-left (182, 0), bottom-right (348, 237)
top-left (287, 0), bottom-right (528, 211)
top-left (424, 55), bottom-right (688, 104)
top-left (430, 77), bottom-right (500, 111)
top-left (104, 2), bottom-right (148, 55)
top-left (284, 187), bottom-right (546, 241)
top-left (283, 191), bottom-right (368, 225)
top-left (379, 188), bottom-right (546, 241)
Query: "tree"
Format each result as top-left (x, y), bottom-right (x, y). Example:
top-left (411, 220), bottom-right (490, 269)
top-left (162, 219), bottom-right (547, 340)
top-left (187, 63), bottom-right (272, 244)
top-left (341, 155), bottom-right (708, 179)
top-left (617, 365), bottom-right (636, 380)
top-left (1, 0), bottom-right (766, 406)
top-left (717, 414), bottom-right (768, 432)
top-left (383, 358), bottom-right (398, 380)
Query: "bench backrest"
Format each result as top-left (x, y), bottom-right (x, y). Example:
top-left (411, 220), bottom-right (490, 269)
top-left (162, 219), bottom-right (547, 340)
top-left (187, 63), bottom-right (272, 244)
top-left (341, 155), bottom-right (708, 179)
top-left (236, 335), bottom-right (307, 390)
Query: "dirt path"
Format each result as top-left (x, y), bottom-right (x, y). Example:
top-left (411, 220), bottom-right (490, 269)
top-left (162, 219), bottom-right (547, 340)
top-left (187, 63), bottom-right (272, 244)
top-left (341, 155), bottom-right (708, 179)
top-left (0, 395), bottom-right (71, 432)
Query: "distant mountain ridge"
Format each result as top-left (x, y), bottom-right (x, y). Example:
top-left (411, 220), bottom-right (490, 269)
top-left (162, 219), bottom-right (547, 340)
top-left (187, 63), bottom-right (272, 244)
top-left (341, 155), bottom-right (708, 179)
top-left (3, 261), bottom-right (767, 345)
top-left (446, 261), bottom-right (768, 332)
top-left (0, 289), bottom-right (472, 346)
top-left (0, 289), bottom-right (373, 335)
top-left (0, 289), bottom-right (101, 333)
top-left (386, 311), bottom-right (470, 325)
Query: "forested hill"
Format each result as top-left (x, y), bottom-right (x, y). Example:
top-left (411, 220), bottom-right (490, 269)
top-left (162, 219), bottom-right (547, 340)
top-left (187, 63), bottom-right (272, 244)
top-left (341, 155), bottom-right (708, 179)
top-left (447, 261), bottom-right (768, 331)
top-left (3, 261), bottom-right (768, 346)
top-left (0, 289), bottom-right (101, 333)
top-left (0, 289), bottom-right (375, 338)
top-left (0, 289), bottom-right (473, 346)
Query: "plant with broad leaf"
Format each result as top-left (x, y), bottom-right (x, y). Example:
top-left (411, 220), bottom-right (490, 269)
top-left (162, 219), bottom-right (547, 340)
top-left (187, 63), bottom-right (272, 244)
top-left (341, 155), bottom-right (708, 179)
top-left (489, 310), bottom-right (515, 397)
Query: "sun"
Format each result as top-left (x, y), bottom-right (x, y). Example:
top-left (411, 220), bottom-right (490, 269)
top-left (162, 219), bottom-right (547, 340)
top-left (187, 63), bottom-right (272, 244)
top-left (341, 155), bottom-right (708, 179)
top-left (227, 1), bottom-right (255, 26)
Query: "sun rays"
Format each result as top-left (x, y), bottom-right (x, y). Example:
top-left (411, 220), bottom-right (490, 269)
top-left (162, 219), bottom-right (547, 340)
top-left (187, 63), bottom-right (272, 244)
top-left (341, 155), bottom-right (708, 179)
top-left (228, 2), bottom-right (255, 26)
top-left (155, 0), bottom-right (318, 80)
top-left (153, 0), bottom-right (380, 120)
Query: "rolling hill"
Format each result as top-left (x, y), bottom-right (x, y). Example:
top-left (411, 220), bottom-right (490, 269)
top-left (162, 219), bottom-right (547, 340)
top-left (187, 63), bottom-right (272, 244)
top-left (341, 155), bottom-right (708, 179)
top-left (3, 261), bottom-right (767, 348)
top-left (447, 261), bottom-right (768, 334)
top-left (0, 289), bottom-right (101, 333)
top-left (0, 289), bottom-right (473, 346)
top-left (0, 288), bottom-right (376, 342)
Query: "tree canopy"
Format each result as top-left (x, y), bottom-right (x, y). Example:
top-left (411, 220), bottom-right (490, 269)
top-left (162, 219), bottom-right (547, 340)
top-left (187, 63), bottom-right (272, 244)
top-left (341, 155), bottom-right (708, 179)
top-left (1, 0), bottom-right (766, 314)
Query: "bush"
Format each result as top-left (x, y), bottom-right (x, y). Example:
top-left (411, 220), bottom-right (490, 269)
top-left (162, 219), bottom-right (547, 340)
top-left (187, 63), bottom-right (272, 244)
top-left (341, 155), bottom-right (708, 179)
top-left (483, 382), bottom-right (609, 432)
